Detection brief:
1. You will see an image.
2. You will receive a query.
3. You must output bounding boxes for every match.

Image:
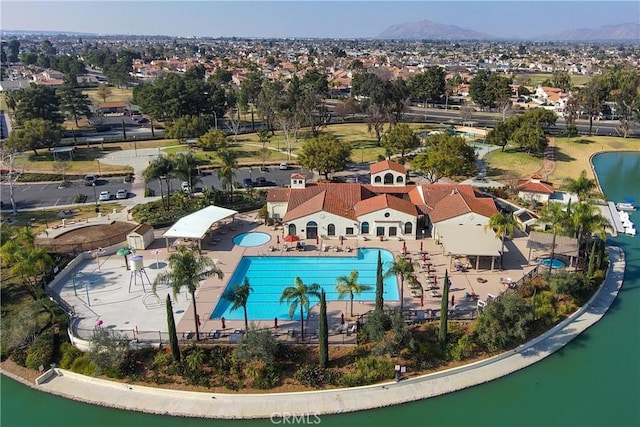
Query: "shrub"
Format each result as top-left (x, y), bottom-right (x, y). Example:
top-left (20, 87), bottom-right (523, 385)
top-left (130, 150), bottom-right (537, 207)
top-left (341, 356), bottom-right (394, 387)
top-left (26, 330), bottom-right (55, 370)
top-left (144, 187), bottom-right (155, 197)
top-left (253, 364), bottom-right (281, 390)
top-left (210, 345), bottom-right (233, 373)
top-left (11, 347), bottom-right (28, 367)
top-left (294, 364), bottom-right (328, 388)
top-left (450, 334), bottom-right (474, 362)
top-left (73, 194), bottom-right (86, 203)
top-left (59, 342), bottom-right (81, 369)
top-left (234, 325), bottom-right (279, 364)
top-left (152, 351), bottom-right (174, 370)
top-left (70, 355), bottom-right (98, 376)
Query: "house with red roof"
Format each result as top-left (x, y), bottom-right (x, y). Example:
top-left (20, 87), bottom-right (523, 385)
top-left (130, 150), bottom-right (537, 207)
top-left (516, 174), bottom-right (555, 204)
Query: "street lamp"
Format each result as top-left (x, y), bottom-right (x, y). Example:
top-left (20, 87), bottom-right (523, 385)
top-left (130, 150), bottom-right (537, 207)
top-left (92, 183), bottom-right (99, 213)
top-left (213, 111), bottom-right (218, 130)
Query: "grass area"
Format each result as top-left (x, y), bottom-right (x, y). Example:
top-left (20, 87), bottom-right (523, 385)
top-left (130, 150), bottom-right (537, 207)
top-left (14, 148), bottom-right (133, 175)
top-left (512, 73), bottom-right (592, 87)
top-left (552, 136), bottom-right (640, 183)
top-left (83, 87), bottom-right (134, 107)
top-left (484, 148), bottom-right (543, 179)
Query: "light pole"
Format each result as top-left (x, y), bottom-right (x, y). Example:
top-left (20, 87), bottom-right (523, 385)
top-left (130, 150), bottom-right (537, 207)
top-left (213, 111), bottom-right (218, 130)
top-left (92, 183), bottom-right (99, 213)
top-left (96, 159), bottom-right (101, 175)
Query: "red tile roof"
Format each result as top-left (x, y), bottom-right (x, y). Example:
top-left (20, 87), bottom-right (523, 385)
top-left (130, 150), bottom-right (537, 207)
top-left (414, 184), bottom-right (498, 223)
top-left (516, 179), bottom-right (555, 194)
top-left (355, 194), bottom-right (417, 217)
top-left (369, 160), bottom-right (407, 175)
top-left (282, 183), bottom-right (373, 222)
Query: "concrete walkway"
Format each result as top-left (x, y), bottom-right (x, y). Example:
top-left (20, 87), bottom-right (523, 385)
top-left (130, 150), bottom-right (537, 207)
top-left (3, 247), bottom-right (625, 419)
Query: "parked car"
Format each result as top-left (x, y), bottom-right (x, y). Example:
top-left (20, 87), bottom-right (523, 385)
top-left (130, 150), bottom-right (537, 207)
top-left (84, 174), bottom-right (97, 186)
top-left (181, 181), bottom-right (191, 193)
top-left (254, 177), bottom-right (267, 186)
top-left (242, 178), bottom-right (254, 188)
top-left (279, 163), bottom-right (289, 170)
top-left (115, 189), bottom-right (128, 199)
top-left (99, 191), bottom-right (111, 201)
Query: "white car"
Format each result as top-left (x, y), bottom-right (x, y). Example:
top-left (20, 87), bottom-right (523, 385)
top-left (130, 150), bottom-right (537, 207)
top-left (181, 181), bottom-right (191, 193)
top-left (115, 189), bottom-right (128, 199)
top-left (279, 163), bottom-right (289, 170)
top-left (98, 191), bottom-right (111, 201)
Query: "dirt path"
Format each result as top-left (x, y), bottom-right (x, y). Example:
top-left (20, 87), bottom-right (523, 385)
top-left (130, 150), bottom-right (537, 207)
top-left (534, 136), bottom-right (557, 179)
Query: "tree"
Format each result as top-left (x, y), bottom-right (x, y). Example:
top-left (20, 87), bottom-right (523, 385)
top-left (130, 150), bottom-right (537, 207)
top-left (53, 160), bottom-right (72, 185)
top-left (58, 82), bottom-right (91, 127)
top-left (318, 289), bottom-right (329, 368)
top-left (579, 77), bottom-right (607, 136)
top-left (298, 134), bottom-right (352, 180)
top-left (197, 129), bottom-right (228, 151)
top-left (537, 202), bottom-right (571, 275)
top-left (96, 83), bottom-right (112, 103)
top-left (485, 212), bottom-right (523, 269)
top-left (184, 346), bottom-right (205, 373)
top-left (280, 277), bottom-right (321, 340)
top-left (469, 70), bottom-right (512, 110)
top-left (474, 292), bottom-right (533, 351)
top-left (166, 294), bottom-right (181, 362)
top-left (143, 155), bottom-right (175, 210)
top-left (222, 277), bottom-right (253, 330)
top-left (217, 149), bottom-right (238, 199)
top-left (14, 84), bottom-right (63, 125)
top-left (88, 329), bottom-right (130, 375)
top-left (511, 121), bottom-right (547, 154)
top-left (486, 120), bottom-right (512, 151)
top-left (152, 246), bottom-right (224, 341)
top-left (380, 123), bottom-right (420, 161)
top-left (257, 129), bottom-right (271, 169)
top-left (384, 255), bottom-right (418, 312)
top-left (335, 270), bottom-right (372, 318)
top-left (562, 170), bottom-right (602, 201)
top-left (439, 270), bottom-right (450, 349)
top-left (375, 250), bottom-right (384, 312)
top-left (410, 133), bottom-right (477, 183)
top-left (171, 152), bottom-right (202, 194)
top-left (164, 115), bottom-right (209, 143)
top-left (7, 39), bottom-right (20, 63)
top-left (408, 66), bottom-right (446, 108)
top-left (4, 118), bottom-right (62, 155)
top-left (566, 201), bottom-right (607, 266)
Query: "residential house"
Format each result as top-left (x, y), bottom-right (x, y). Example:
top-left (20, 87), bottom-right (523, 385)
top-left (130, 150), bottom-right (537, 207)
top-left (516, 174), bottom-right (555, 204)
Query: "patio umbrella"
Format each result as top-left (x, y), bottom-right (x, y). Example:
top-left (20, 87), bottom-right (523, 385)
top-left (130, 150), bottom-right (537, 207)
top-left (340, 235), bottom-right (344, 246)
top-left (117, 247), bottom-right (132, 270)
top-left (420, 241), bottom-right (423, 252)
top-left (422, 252), bottom-right (427, 262)
top-left (274, 317), bottom-right (278, 330)
top-left (284, 234), bottom-right (300, 243)
top-left (420, 294), bottom-right (424, 308)
top-left (276, 235), bottom-right (280, 245)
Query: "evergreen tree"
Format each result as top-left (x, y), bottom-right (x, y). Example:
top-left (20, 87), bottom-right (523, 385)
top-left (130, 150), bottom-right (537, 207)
top-left (439, 270), bottom-right (450, 349)
top-left (587, 240), bottom-right (597, 277)
top-left (319, 289), bottom-right (329, 368)
top-left (166, 294), bottom-right (181, 362)
top-left (375, 251), bottom-right (384, 312)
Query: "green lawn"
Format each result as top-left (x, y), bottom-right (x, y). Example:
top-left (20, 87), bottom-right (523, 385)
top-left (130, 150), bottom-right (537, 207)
top-left (483, 147), bottom-right (543, 180)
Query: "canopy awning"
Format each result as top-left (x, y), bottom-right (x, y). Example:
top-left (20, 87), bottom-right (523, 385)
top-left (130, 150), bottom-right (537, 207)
top-left (526, 231), bottom-right (579, 257)
top-left (162, 205), bottom-right (238, 240)
top-left (435, 224), bottom-right (503, 257)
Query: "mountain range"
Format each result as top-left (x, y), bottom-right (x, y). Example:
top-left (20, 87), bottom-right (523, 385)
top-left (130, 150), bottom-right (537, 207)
top-left (378, 19), bottom-right (640, 41)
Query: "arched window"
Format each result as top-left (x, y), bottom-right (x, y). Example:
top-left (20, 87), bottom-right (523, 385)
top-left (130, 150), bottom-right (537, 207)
top-left (327, 224), bottom-right (336, 236)
top-left (384, 173), bottom-right (394, 185)
top-left (396, 176), bottom-right (404, 183)
top-left (306, 221), bottom-right (318, 240)
top-left (404, 222), bottom-right (413, 234)
top-left (361, 222), bottom-right (370, 234)
top-left (288, 223), bottom-right (296, 236)
top-left (374, 176), bottom-right (382, 183)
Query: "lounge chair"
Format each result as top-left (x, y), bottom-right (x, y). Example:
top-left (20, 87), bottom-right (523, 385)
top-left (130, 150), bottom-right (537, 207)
top-left (345, 246), bottom-right (352, 252)
top-left (283, 244), bottom-right (289, 251)
top-left (209, 330), bottom-right (221, 339)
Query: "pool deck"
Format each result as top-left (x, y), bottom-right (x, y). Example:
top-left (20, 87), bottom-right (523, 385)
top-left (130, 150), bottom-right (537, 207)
top-left (48, 208), bottom-right (543, 346)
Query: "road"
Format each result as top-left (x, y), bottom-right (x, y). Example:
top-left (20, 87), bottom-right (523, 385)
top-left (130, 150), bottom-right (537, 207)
top-left (0, 166), bottom-right (312, 210)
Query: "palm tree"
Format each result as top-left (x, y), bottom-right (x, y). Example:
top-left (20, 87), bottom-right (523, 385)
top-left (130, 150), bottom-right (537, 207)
top-left (566, 201), bottom-right (607, 269)
top-left (152, 246), bottom-right (223, 341)
top-left (143, 155), bottom-right (175, 210)
top-left (335, 270), bottom-right (372, 317)
top-left (217, 149), bottom-right (238, 199)
top-left (280, 277), bottom-right (321, 340)
top-left (222, 277), bottom-right (253, 330)
top-left (537, 202), bottom-right (571, 274)
top-left (1, 228), bottom-right (53, 300)
top-left (384, 255), bottom-right (419, 312)
top-left (484, 212), bottom-right (523, 269)
top-left (562, 170), bottom-right (603, 201)
top-left (172, 152), bottom-right (201, 195)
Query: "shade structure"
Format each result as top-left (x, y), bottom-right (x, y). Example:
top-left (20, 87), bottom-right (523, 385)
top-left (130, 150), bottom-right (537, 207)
top-left (117, 247), bottom-right (132, 269)
top-left (284, 234), bottom-right (300, 242)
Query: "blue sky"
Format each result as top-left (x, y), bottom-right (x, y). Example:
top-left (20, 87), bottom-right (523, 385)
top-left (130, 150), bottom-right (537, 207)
top-left (2, 1), bottom-right (639, 39)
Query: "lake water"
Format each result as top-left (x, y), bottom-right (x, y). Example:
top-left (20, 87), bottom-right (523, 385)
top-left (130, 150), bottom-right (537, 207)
top-left (2, 151), bottom-right (639, 427)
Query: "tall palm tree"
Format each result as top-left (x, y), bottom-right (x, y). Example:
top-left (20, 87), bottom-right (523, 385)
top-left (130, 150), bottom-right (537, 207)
top-left (484, 212), bottom-right (523, 269)
top-left (143, 155), bottom-right (175, 210)
top-left (222, 277), bottom-right (253, 330)
top-left (335, 270), bottom-right (372, 317)
top-left (537, 202), bottom-right (571, 274)
top-left (217, 149), bottom-right (238, 199)
top-left (384, 255), bottom-right (419, 312)
top-left (562, 170), bottom-right (602, 201)
top-left (152, 247), bottom-right (223, 341)
top-left (172, 152), bottom-right (201, 195)
top-left (566, 201), bottom-right (607, 269)
top-left (280, 277), bottom-right (321, 340)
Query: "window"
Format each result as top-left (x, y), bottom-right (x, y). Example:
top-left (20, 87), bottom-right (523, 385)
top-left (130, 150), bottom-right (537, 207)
top-left (327, 224), bottom-right (335, 236)
top-left (346, 227), bottom-right (354, 235)
top-left (404, 222), bottom-right (413, 234)
top-left (396, 176), bottom-right (404, 183)
top-left (288, 223), bottom-right (296, 236)
top-left (384, 212), bottom-right (390, 218)
top-left (376, 226), bottom-right (385, 236)
top-left (361, 222), bottom-right (370, 234)
top-left (384, 173), bottom-right (394, 184)
top-left (389, 227), bottom-right (397, 236)
top-left (374, 176), bottom-right (382, 183)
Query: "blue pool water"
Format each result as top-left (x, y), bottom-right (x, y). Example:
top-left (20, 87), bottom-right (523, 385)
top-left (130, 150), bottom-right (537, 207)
top-left (232, 232), bottom-right (271, 247)
top-left (537, 257), bottom-right (567, 269)
top-left (211, 248), bottom-right (398, 320)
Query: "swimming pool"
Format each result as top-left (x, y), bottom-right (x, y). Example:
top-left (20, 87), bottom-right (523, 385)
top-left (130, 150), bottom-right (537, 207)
top-left (537, 257), bottom-right (567, 269)
top-left (210, 248), bottom-right (398, 320)
top-left (232, 232), bottom-right (271, 247)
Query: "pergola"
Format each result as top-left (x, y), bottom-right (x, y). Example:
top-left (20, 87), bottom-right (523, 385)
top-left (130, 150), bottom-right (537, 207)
top-left (434, 224), bottom-right (502, 271)
top-left (526, 231), bottom-right (579, 267)
top-left (162, 205), bottom-right (238, 250)
top-left (52, 146), bottom-right (76, 161)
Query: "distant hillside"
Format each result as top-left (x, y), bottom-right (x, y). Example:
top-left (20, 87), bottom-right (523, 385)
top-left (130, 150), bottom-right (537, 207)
top-left (378, 19), bottom-right (494, 40)
top-left (538, 23), bottom-right (640, 41)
